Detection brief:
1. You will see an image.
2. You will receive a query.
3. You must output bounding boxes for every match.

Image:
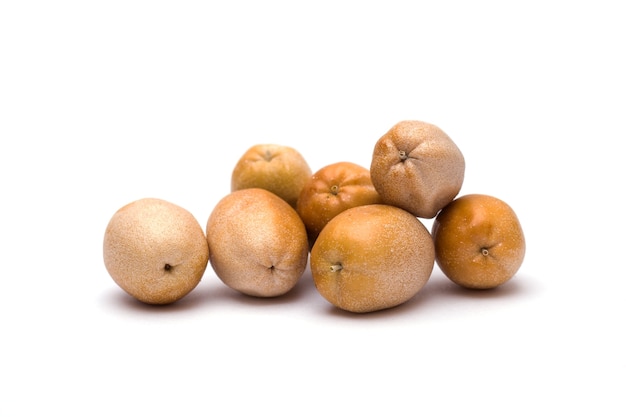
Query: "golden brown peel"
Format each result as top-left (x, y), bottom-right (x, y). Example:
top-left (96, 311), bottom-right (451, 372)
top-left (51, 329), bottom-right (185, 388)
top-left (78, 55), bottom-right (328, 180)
top-left (231, 144), bottom-right (312, 208)
top-left (296, 161), bottom-right (382, 246)
top-left (432, 194), bottom-right (525, 289)
top-left (310, 204), bottom-right (435, 313)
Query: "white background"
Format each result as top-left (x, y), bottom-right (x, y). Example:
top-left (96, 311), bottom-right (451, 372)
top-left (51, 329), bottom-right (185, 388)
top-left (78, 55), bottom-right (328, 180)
top-left (2, 1), bottom-right (624, 415)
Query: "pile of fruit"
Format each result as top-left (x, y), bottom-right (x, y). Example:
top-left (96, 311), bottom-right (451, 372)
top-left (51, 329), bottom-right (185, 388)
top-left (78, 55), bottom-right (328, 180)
top-left (103, 120), bottom-right (525, 313)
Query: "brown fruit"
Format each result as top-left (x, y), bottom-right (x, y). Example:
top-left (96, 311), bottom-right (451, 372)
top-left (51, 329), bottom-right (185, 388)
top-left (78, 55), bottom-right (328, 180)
top-left (310, 204), bottom-right (435, 313)
top-left (231, 144), bottom-right (312, 208)
top-left (206, 188), bottom-right (309, 297)
top-left (103, 198), bottom-right (210, 304)
top-left (432, 194), bottom-right (525, 289)
top-left (370, 120), bottom-right (465, 218)
top-left (296, 161), bottom-right (382, 245)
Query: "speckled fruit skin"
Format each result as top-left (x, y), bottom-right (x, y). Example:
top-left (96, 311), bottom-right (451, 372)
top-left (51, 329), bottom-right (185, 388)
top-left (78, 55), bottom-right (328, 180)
top-left (206, 188), bottom-right (309, 297)
top-left (103, 198), bottom-right (210, 305)
top-left (310, 204), bottom-right (435, 313)
top-left (370, 120), bottom-right (465, 219)
top-left (296, 161), bottom-right (382, 246)
top-left (231, 144), bottom-right (312, 208)
top-left (432, 194), bottom-right (525, 289)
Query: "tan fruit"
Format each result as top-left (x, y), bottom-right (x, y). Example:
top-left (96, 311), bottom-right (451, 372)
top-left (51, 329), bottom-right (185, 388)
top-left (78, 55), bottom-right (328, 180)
top-left (296, 161), bottom-right (382, 245)
top-left (370, 120), bottom-right (465, 218)
top-left (432, 194), bottom-right (525, 289)
top-left (310, 204), bottom-right (435, 313)
top-left (206, 188), bottom-right (309, 297)
top-left (231, 144), bottom-right (312, 208)
top-left (103, 198), bottom-right (209, 304)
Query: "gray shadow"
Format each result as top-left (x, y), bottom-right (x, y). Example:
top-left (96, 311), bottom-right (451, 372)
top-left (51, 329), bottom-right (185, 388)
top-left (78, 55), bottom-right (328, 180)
top-left (318, 271), bottom-right (535, 319)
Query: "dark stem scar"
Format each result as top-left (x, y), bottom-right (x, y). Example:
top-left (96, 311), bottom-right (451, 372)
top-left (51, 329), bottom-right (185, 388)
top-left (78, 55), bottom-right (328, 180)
top-left (263, 149), bottom-right (274, 161)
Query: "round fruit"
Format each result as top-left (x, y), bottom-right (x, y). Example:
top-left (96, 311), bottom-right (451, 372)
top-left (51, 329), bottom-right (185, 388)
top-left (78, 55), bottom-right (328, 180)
top-left (206, 188), bottom-right (309, 297)
top-left (432, 194), bottom-right (525, 289)
top-left (310, 204), bottom-right (435, 313)
top-left (103, 198), bottom-right (210, 304)
top-left (231, 143), bottom-right (312, 208)
top-left (370, 120), bottom-right (465, 218)
top-left (296, 161), bottom-right (382, 245)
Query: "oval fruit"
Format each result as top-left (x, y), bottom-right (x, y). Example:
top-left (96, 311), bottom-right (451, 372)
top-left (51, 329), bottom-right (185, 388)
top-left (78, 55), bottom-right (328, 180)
top-left (103, 198), bottom-right (210, 304)
top-left (231, 143), bottom-right (312, 208)
top-left (370, 120), bottom-right (465, 218)
top-left (296, 161), bottom-right (382, 245)
top-left (310, 204), bottom-right (435, 313)
top-left (432, 194), bottom-right (525, 289)
top-left (206, 188), bottom-right (309, 297)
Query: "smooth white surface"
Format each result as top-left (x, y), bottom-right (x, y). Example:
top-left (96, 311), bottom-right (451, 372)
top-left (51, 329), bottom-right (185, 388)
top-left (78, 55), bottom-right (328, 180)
top-left (2, 1), bottom-right (624, 416)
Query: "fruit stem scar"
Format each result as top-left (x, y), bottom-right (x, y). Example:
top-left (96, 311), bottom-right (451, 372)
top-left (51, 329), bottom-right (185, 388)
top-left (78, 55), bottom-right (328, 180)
top-left (330, 263), bottom-right (343, 272)
top-left (481, 248), bottom-right (489, 256)
top-left (330, 185), bottom-right (339, 195)
top-left (164, 263), bottom-right (172, 271)
top-left (263, 149), bottom-right (274, 161)
top-left (399, 150), bottom-right (408, 161)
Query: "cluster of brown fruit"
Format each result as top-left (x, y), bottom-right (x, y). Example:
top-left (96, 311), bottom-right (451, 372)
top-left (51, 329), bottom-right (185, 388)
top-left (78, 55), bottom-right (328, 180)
top-left (103, 120), bottom-right (525, 313)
